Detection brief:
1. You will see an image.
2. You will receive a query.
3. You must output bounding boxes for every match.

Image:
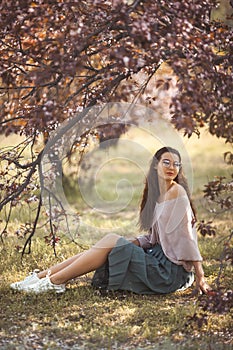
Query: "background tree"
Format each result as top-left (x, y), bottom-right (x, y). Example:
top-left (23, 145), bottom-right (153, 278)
top-left (0, 0), bottom-right (232, 256)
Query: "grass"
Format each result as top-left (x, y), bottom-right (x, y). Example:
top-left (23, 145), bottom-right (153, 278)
top-left (0, 128), bottom-right (232, 349)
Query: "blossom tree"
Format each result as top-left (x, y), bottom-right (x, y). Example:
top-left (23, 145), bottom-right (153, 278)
top-left (0, 0), bottom-right (232, 255)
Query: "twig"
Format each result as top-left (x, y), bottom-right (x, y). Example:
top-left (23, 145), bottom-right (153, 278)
top-left (41, 185), bottom-right (78, 245)
top-left (0, 202), bottom-right (12, 243)
top-left (0, 156), bottom-right (37, 169)
top-left (48, 193), bottom-right (57, 257)
top-left (215, 230), bottom-right (233, 290)
top-left (0, 116), bottom-right (28, 126)
top-left (0, 152), bottom-right (42, 211)
top-left (21, 194), bottom-right (42, 258)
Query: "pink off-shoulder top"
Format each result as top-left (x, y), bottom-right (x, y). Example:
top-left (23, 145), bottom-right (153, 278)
top-left (137, 194), bottom-right (203, 272)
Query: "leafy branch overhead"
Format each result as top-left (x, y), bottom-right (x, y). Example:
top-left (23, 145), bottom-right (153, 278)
top-left (0, 0), bottom-right (232, 139)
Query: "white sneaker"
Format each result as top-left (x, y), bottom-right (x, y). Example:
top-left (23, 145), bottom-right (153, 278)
top-left (10, 270), bottom-right (40, 291)
top-left (21, 275), bottom-right (66, 294)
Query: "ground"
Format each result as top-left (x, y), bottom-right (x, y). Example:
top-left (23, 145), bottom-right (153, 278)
top-left (0, 129), bottom-right (232, 349)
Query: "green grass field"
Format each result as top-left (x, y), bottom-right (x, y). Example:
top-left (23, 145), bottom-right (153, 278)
top-left (0, 128), bottom-right (232, 349)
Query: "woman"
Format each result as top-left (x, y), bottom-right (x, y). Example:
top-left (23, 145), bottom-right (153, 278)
top-left (10, 146), bottom-right (211, 295)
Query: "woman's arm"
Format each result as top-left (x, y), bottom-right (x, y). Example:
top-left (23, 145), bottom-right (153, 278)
top-left (192, 261), bottom-right (212, 294)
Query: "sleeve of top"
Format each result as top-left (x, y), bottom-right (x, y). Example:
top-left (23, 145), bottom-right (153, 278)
top-left (137, 233), bottom-right (152, 249)
top-left (154, 195), bottom-right (203, 264)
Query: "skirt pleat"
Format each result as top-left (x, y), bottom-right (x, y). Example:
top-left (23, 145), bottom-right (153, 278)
top-left (92, 237), bottom-right (194, 294)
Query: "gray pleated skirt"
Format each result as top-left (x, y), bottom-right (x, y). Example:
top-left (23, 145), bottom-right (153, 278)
top-left (92, 237), bottom-right (194, 294)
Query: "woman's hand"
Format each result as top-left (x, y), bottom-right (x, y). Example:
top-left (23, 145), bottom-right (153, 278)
top-left (192, 261), bottom-right (214, 295)
top-left (195, 275), bottom-right (212, 295)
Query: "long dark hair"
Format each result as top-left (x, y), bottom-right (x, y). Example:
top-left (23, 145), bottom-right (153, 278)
top-left (139, 146), bottom-right (196, 231)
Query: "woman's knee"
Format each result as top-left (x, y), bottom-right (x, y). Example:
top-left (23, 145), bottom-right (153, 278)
top-left (95, 233), bottom-right (121, 249)
top-left (102, 233), bottom-right (121, 246)
top-left (104, 233), bottom-right (121, 241)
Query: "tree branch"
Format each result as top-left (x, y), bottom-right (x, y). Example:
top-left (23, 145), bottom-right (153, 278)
top-left (0, 202), bottom-right (12, 242)
top-left (0, 152), bottom-right (42, 212)
top-left (0, 156), bottom-right (37, 169)
top-left (215, 230), bottom-right (233, 289)
top-left (21, 194), bottom-right (42, 257)
top-left (0, 116), bottom-right (28, 126)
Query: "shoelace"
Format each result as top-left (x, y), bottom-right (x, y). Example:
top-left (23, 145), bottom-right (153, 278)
top-left (30, 269), bottom-right (40, 275)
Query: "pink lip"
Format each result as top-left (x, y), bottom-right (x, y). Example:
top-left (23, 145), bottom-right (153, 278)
top-left (166, 172), bottom-right (174, 176)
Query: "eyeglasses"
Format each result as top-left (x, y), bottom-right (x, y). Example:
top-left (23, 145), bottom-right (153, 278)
top-left (161, 159), bottom-right (181, 169)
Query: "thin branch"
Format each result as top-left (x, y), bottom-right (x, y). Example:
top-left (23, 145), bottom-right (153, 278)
top-left (0, 73), bottom-right (62, 91)
top-left (0, 152), bottom-right (42, 211)
top-left (130, 0), bottom-right (142, 11)
top-left (48, 193), bottom-right (57, 257)
top-left (64, 75), bottom-right (102, 105)
top-left (13, 64), bottom-right (27, 75)
top-left (21, 194), bottom-right (42, 257)
top-left (0, 156), bottom-right (37, 169)
top-left (0, 116), bottom-right (28, 126)
top-left (0, 202), bottom-right (12, 243)
top-left (30, 131), bottom-right (38, 162)
top-left (22, 87), bottom-right (36, 100)
top-left (72, 1), bottom-right (142, 57)
top-left (0, 57), bottom-right (41, 68)
top-left (215, 230), bottom-right (233, 290)
top-left (11, 135), bottom-right (33, 151)
top-left (41, 186), bottom-right (78, 244)
top-left (0, 85), bottom-right (37, 90)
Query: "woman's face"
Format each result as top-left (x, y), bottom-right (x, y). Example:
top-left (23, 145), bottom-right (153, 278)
top-left (156, 152), bottom-right (181, 181)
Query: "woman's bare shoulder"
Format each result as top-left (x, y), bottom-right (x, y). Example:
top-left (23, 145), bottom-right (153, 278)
top-left (165, 183), bottom-right (187, 201)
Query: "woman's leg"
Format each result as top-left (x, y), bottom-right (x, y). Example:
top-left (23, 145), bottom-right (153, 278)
top-left (38, 235), bottom-right (139, 280)
top-left (49, 233), bottom-right (121, 285)
top-left (37, 252), bottom-right (84, 279)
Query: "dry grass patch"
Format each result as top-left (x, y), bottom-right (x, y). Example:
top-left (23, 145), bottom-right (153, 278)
top-left (0, 234), bottom-right (232, 349)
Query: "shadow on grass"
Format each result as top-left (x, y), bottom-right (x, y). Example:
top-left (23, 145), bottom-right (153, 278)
top-left (0, 279), bottom-right (232, 350)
